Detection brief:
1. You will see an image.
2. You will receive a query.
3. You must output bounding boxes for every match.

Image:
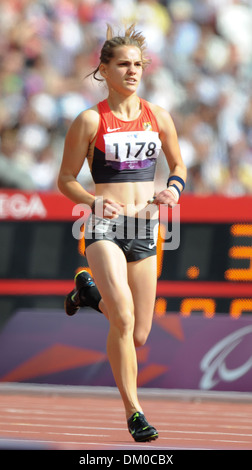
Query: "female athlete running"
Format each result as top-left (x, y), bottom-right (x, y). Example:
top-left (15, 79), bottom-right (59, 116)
top-left (58, 24), bottom-right (187, 442)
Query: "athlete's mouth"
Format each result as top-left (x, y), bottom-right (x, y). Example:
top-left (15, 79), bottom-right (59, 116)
top-left (125, 78), bottom-right (137, 83)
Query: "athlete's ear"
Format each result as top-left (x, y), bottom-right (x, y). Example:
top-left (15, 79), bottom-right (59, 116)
top-left (99, 63), bottom-right (108, 79)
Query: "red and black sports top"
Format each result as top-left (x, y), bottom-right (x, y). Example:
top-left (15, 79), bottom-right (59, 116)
top-left (87, 98), bottom-right (162, 184)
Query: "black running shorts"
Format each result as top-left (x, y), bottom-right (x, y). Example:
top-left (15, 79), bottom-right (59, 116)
top-left (84, 214), bottom-right (159, 262)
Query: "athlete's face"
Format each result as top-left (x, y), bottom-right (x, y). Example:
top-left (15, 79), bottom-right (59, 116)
top-left (100, 46), bottom-right (143, 94)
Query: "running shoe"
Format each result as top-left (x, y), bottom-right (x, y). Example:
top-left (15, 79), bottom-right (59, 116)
top-left (127, 412), bottom-right (159, 442)
top-left (64, 270), bottom-right (96, 316)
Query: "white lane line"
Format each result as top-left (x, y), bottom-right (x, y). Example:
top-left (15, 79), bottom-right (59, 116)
top-left (0, 422), bottom-right (127, 434)
top-left (159, 436), bottom-right (252, 445)
top-left (0, 415), bottom-right (123, 425)
top-left (0, 430), bottom-right (110, 438)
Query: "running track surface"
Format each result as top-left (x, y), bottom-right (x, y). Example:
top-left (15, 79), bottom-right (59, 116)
top-left (0, 384), bottom-right (252, 451)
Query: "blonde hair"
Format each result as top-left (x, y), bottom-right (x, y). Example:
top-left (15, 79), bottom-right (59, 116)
top-left (88, 24), bottom-right (151, 81)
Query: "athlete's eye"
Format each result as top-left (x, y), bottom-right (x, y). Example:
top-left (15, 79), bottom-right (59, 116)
top-left (118, 62), bottom-right (142, 67)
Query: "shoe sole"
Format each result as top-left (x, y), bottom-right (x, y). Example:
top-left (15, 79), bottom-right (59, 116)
top-left (131, 432), bottom-right (159, 442)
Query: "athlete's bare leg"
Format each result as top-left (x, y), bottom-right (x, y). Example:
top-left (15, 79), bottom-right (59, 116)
top-left (98, 256), bottom-right (157, 347)
top-left (127, 255), bottom-right (157, 348)
top-left (85, 240), bottom-right (143, 419)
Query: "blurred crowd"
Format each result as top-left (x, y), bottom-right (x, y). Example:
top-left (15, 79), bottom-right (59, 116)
top-left (0, 0), bottom-right (252, 195)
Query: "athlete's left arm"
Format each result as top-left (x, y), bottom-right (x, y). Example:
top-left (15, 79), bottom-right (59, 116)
top-left (150, 104), bottom-right (187, 206)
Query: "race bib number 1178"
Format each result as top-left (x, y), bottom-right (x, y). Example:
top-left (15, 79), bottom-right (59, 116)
top-left (104, 130), bottom-right (161, 163)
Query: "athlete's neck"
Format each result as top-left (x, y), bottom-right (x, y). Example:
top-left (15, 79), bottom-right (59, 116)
top-left (107, 94), bottom-right (141, 121)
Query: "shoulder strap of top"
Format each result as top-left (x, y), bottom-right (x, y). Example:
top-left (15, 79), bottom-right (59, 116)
top-left (97, 99), bottom-right (110, 114)
top-left (140, 98), bottom-right (160, 133)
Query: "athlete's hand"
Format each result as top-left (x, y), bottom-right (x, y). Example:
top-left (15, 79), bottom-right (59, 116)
top-left (92, 197), bottom-right (125, 219)
top-left (149, 188), bottom-right (178, 208)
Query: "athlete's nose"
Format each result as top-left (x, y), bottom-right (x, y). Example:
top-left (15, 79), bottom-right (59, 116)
top-left (127, 63), bottom-right (137, 74)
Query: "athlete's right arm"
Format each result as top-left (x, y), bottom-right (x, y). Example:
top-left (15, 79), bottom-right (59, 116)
top-left (58, 108), bottom-right (125, 218)
top-left (57, 109), bottom-right (99, 208)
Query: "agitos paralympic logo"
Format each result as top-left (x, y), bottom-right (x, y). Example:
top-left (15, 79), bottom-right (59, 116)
top-left (200, 326), bottom-right (252, 390)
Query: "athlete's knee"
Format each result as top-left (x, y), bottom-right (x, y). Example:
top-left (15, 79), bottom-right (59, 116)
top-left (110, 309), bottom-right (135, 336)
top-left (107, 296), bottom-right (134, 335)
top-left (133, 327), bottom-right (151, 348)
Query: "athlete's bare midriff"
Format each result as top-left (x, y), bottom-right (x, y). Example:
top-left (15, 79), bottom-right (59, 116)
top-left (95, 180), bottom-right (158, 218)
